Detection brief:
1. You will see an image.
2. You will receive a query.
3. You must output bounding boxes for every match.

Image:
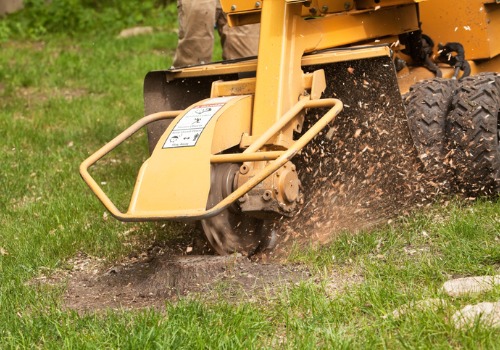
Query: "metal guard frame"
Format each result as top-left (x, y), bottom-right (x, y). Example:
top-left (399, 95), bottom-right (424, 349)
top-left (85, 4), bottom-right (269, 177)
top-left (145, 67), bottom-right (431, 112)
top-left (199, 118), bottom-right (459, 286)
top-left (79, 98), bottom-right (343, 221)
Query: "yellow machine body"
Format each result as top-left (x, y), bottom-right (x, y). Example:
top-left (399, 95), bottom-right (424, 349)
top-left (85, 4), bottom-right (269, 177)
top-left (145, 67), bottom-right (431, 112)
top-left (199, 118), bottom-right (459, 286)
top-left (420, 0), bottom-right (500, 60)
top-left (82, 0), bottom-right (421, 221)
top-left (416, 0), bottom-right (500, 77)
top-left (81, 0), bottom-right (499, 253)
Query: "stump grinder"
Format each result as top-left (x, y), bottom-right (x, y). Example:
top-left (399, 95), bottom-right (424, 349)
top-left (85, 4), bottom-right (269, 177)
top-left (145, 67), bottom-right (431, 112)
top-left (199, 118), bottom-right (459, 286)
top-left (81, 0), bottom-right (500, 255)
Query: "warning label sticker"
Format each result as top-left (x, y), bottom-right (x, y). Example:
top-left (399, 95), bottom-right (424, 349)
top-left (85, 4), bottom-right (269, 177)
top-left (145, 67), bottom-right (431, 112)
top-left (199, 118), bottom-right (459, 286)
top-left (162, 103), bottom-right (225, 149)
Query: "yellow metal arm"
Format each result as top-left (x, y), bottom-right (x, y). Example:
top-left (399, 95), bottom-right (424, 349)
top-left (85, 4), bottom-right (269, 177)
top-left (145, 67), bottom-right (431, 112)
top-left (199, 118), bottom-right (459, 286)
top-left (79, 111), bottom-right (181, 219)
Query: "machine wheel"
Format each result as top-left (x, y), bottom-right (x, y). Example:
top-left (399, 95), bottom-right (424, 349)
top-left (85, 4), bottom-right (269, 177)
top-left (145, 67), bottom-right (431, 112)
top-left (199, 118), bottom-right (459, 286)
top-left (404, 78), bottom-right (456, 181)
top-left (201, 163), bottom-right (275, 256)
top-left (447, 73), bottom-right (500, 195)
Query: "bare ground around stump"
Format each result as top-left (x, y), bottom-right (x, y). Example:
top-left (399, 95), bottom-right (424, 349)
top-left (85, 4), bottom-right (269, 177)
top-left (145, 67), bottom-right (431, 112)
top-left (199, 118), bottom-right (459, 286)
top-left (57, 248), bottom-right (362, 312)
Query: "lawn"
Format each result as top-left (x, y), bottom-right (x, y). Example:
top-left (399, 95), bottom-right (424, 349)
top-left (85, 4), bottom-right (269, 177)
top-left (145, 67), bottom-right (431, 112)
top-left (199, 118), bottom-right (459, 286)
top-left (1, 2), bottom-right (499, 349)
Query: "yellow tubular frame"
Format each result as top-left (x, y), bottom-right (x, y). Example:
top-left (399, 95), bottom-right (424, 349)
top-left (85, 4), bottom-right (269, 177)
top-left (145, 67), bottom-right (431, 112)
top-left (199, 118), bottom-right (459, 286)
top-left (79, 98), bottom-right (343, 221)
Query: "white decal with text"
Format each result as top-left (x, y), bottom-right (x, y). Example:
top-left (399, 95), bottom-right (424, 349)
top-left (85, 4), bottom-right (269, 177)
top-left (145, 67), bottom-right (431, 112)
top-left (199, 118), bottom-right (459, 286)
top-left (163, 103), bottom-right (225, 148)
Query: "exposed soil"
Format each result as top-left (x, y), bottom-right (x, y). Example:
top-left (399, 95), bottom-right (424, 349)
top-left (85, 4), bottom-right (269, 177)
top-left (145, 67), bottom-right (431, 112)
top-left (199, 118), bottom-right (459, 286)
top-left (64, 253), bottom-right (294, 310)
top-left (59, 249), bottom-right (362, 312)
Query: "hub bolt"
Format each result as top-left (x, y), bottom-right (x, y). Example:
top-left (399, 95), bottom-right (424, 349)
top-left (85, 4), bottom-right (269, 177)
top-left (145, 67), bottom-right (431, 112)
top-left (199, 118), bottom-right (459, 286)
top-left (240, 164), bottom-right (249, 175)
top-left (262, 190), bottom-right (273, 201)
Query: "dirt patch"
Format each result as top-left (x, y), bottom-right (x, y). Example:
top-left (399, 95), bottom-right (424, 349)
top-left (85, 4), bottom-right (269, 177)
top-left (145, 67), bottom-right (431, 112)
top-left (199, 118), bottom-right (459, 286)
top-left (50, 229), bottom-right (362, 312)
top-left (61, 250), bottom-right (325, 312)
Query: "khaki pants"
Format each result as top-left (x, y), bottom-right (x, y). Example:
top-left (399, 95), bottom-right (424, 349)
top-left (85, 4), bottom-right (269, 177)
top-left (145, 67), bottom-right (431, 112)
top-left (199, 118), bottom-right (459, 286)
top-left (172, 0), bottom-right (260, 68)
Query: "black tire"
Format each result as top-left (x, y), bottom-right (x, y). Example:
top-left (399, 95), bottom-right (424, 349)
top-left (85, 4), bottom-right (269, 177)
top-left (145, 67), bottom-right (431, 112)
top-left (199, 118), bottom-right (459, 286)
top-left (447, 73), bottom-right (500, 196)
top-left (404, 78), bottom-right (457, 182)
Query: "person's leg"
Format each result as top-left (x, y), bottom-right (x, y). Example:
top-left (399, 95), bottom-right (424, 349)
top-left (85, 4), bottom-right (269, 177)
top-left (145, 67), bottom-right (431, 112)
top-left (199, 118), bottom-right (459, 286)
top-left (215, 2), bottom-right (260, 60)
top-left (172, 0), bottom-right (216, 68)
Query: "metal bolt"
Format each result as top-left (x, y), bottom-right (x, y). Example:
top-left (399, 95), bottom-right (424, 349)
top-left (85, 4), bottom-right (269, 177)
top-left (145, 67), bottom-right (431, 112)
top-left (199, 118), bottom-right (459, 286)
top-left (262, 190), bottom-right (273, 201)
top-left (255, 1), bottom-right (261, 8)
top-left (309, 7), bottom-right (317, 15)
top-left (344, 2), bottom-right (352, 10)
top-left (240, 164), bottom-right (249, 175)
top-left (231, 4), bottom-right (237, 11)
top-left (321, 5), bottom-right (328, 13)
top-left (238, 194), bottom-right (248, 203)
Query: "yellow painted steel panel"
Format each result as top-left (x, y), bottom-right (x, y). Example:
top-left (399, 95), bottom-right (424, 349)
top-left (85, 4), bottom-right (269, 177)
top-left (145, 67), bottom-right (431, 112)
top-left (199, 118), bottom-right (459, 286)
top-left (221, 0), bottom-right (261, 13)
top-left (297, 5), bottom-right (419, 51)
top-left (128, 96), bottom-right (252, 216)
top-left (168, 46), bottom-right (391, 80)
top-left (221, 0), bottom-right (422, 15)
top-left (355, 0), bottom-right (421, 10)
top-left (420, 0), bottom-right (500, 60)
top-left (304, 0), bottom-right (348, 14)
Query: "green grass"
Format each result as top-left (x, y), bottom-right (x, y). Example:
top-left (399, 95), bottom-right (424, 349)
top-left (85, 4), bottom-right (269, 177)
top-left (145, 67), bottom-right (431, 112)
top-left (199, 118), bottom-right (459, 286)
top-left (1, 6), bottom-right (500, 349)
